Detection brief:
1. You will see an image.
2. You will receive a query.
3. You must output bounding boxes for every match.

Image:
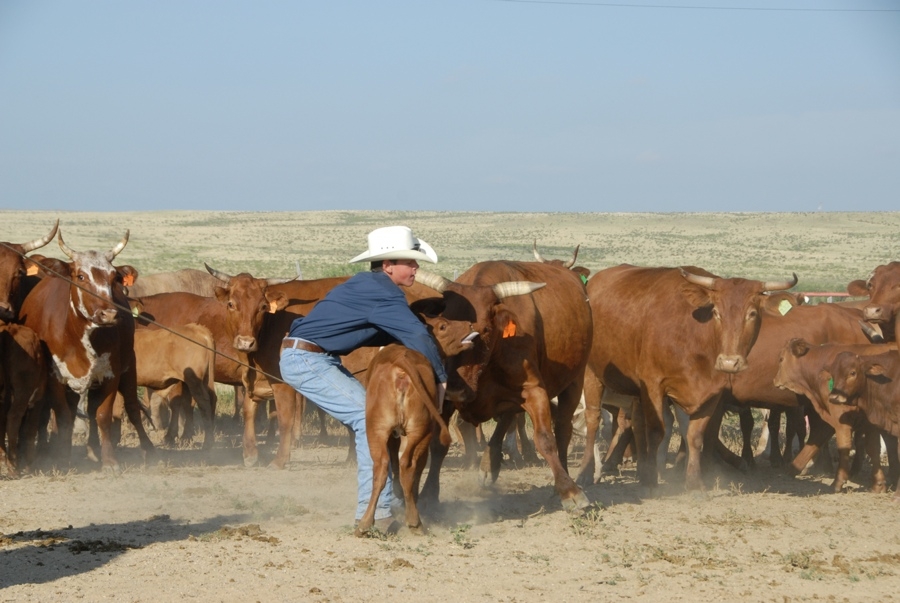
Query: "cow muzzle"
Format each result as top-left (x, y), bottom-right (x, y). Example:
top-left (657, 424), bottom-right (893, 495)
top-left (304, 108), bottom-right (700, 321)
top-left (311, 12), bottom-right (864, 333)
top-left (91, 308), bottom-right (118, 325)
top-left (828, 392), bottom-right (852, 406)
top-left (863, 305), bottom-right (886, 322)
top-left (233, 336), bottom-right (258, 352)
top-left (715, 354), bottom-right (748, 374)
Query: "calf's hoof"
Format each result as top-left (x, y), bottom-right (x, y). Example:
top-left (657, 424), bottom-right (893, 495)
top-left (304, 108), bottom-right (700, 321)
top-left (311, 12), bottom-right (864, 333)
top-left (561, 488), bottom-right (591, 513)
top-left (243, 454), bottom-right (259, 468)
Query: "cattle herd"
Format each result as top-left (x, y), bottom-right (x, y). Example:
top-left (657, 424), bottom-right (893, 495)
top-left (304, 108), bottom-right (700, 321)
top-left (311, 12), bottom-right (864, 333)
top-left (2, 220), bottom-right (900, 536)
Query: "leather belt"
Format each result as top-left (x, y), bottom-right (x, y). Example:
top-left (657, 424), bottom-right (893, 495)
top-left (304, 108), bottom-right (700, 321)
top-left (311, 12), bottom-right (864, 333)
top-left (282, 338), bottom-right (327, 354)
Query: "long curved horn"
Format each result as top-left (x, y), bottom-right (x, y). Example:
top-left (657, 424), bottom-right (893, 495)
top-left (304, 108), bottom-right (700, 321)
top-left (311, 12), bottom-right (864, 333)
top-left (532, 240), bottom-right (546, 263)
top-left (204, 262), bottom-right (233, 282)
top-left (415, 270), bottom-right (452, 293)
top-left (21, 220), bottom-right (59, 253)
top-left (763, 273), bottom-right (798, 292)
top-left (57, 230), bottom-right (76, 259)
top-left (105, 230), bottom-right (129, 261)
top-left (680, 268), bottom-right (716, 290)
top-left (493, 281), bottom-right (546, 299)
top-left (562, 244), bottom-right (580, 269)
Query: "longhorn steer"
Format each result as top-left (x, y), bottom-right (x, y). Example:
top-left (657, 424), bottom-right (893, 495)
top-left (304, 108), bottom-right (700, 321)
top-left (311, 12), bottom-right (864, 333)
top-left (577, 265), bottom-right (797, 492)
top-left (18, 230), bottom-right (154, 470)
top-left (415, 261), bottom-right (593, 512)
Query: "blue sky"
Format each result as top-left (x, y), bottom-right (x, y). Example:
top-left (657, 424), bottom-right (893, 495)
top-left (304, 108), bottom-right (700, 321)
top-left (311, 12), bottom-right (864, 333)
top-left (1, 1), bottom-right (898, 213)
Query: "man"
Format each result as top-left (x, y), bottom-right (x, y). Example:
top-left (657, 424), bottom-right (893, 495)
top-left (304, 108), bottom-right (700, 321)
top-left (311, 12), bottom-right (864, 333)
top-left (279, 226), bottom-right (447, 531)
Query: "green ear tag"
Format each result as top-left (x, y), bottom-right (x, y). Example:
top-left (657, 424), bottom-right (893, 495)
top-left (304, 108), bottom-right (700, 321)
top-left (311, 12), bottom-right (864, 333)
top-left (828, 378), bottom-right (834, 392)
top-left (580, 274), bottom-right (588, 285)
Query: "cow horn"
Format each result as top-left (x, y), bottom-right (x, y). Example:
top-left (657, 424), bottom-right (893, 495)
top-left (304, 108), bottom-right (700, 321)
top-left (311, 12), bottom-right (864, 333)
top-left (680, 268), bottom-right (716, 290)
top-left (204, 262), bottom-right (233, 282)
top-left (492, 281), bottom-right (546, 299)
top-left (105, 230), bottom-right (129, 261)
top-left (562, 245), bottom-right (580, 269)
top-left (21, 219), bottom-right (59, 253)
top-left (532, 240), bottom-right (546, 263)
top-left (266, 276), bottom-right (297, 286)
top-left (415, 270), bottom-right (452, 293)
top-left (57, 230), bottom-right (76, 259)
top-left (763, 273), bottom-right (798, 292)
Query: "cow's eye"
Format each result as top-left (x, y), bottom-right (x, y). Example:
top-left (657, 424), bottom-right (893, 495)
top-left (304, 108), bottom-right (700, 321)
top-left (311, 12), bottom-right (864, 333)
top-left (227, 301), bottom-right (235, 310)
top-left (747, 309), bottom-right (758, 320)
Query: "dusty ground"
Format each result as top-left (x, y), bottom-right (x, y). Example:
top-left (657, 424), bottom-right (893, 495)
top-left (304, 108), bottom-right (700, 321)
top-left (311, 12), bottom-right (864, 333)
top-left (2, 418), bottom-right (899, 603)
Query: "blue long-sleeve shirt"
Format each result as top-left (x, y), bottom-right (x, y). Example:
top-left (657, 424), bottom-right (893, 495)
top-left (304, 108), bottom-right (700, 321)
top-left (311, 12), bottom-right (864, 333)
top-left (287, 271), bottom-right (448, 383)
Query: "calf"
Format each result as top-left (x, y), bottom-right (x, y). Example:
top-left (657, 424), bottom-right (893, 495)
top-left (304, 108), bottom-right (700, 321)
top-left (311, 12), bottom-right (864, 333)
top-left (825, 349), bottom-right (900, 498)
top-left (356, 316), bottom-right (476, 536)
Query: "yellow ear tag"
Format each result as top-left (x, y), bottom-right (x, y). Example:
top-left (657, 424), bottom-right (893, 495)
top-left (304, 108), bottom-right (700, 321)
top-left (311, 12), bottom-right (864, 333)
top-left (502, 321), bottom-right (517, 338)
top-left (131, 306), bottom-right (140, 318)
top-left (778, 299), bottom-right (792, 316)
top-left (268, 300), bottom-right (278, 313)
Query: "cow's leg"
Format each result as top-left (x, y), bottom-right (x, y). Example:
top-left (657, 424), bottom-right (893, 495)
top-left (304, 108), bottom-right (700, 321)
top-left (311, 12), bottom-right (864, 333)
top-left (554, 377), bottom-right (584, 474)
top-left (832, 423), bottom-right (854, 493)
top-left (864, 425), bottom-right (887, 493)
top-left (633, 389), bottom-right (666, 491)
top-left (420, 405), bottom-right (458, 507)
top-left (451, 414), bottom-right (481, 468)
top-left (183, 373), bottom-right (215, 449)
top-left (90, 385), bottom-right (120, 471)
top-left (790, 408), bottom-right (833, 475)
top-left (575, 370), bottom-right (602, 486)
top-left (766, 409), bottom-right (784, 467)
top-left (270, 383), bottom-right (299, 469)
top-left (401, 430), bottom-right (431, 533)
top-left (0, 384), bottom-right (12, 476)
top-left (517, 412), bottom-right (538, 465)
top-left (684, 395), bottom-right (720, 492)
top-left (522, 383), bottom-right (589, 511)
top-left (709, 403), bottom-right (745, 471)
top-left (241, 387), bottom-right (260, 467)
top-left (738, 407), bottom-right (755, 469)
top-left (784, 405), bottom-right (807, 464)
top-left (118, 367), bottom-right (155, 460)
top-left (883, 432), bottom-right (900, 490)
top-left (483, 412), bottom-right (516, 483)
top-left (355, 427), bottom-right (392, 537)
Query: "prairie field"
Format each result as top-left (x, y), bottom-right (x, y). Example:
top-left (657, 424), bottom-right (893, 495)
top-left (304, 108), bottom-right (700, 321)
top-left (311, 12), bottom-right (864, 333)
top-left (1, 209), bottom-right (900, 603)
top-left (2, 209), bottom-right (898, 290)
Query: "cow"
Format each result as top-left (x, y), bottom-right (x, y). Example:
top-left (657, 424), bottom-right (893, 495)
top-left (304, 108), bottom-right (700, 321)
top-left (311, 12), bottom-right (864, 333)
top-left (414, 260), bottom-right (593, 512)
top-left (824, 349), bottom-right (900, 499)
top-left (356, 315), bottom-right (477, 536)
top-left (0, 221), bottom-right (59, 323)
top-left (129, 324), bottom-right (217, 448)
top-left (849, 262), bottom-right (900, 343)
top-left (0, 324), bottom-right (46, 476)
top-left (131, 266), bottom-right (292, 464)
top-left (124, 268), bottom-right (223, 298)
top-left (576, 265), bottom-right (798, 493)
top-left (18, 230), bottom-right (155, 471)
top-left (773, 339), bottom-right (898, 492)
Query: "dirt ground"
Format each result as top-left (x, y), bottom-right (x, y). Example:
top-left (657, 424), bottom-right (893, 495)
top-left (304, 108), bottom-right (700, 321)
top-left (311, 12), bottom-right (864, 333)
top-left (2, 416), bottom-right (899, 603)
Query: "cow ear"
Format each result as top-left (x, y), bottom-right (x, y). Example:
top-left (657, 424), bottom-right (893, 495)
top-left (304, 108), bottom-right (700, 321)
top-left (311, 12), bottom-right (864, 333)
top-left (788, 338), bottom-right (810, 357)
top-left (116, 265), bottom-right (138, 287)
top-left (866, 364), bottom-right (887, 378)
top-left (846, 280), bottom-right (868, 297)
top-left (818, 369), bottom-right (833, 392)
top-left (214, 286), bottom-right (230, 303)
top-left (491, 305), bottom-right (518, 339)
top-left (266, 290), bottom-right (289, 313)
top-left (680, 284), bottom-right (712, 311)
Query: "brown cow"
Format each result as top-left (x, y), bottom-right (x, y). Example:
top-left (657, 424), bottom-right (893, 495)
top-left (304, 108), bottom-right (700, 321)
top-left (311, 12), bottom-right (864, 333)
top-left (18, 230), bottom-right (154, 471)
top-left (415, 260), bottom-right (592, 512)
top-left (124, 268), bottom-right (222, 298)
top-left (824, 349), bottom-right (900, 498)
top-left (356, 315), bottom-right (477, 536)
top-left (0, 324), bottom-right (46, 476)
top-left (132, 267), bottom-right (291, 464)
top-left (849, 262), bottom-right (900, 343)
top-left (0, 221), bottom-right (58, 323)
top-left (577, 265), bottom-right (797, 493)
top-left (130, 324), bottom-right (217, 448)
top-left (774, 339), bottom-right (897, 492)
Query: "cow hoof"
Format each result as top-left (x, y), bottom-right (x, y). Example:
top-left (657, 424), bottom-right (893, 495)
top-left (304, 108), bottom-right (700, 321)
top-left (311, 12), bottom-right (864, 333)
top-left (562, 489), bottom-right (591, 513)
top-left (102, 463), bottom-right (122, 475)
top-left (243, 455), bottom-right (259, 468)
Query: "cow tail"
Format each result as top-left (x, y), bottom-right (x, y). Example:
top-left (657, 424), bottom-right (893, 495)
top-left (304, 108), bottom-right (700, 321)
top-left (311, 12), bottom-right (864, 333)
top-left (412, 366), bottom-right (451, 447)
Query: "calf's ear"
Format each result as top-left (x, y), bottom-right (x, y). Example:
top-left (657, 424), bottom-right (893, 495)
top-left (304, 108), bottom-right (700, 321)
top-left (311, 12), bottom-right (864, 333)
top-left (266, 291), bottom-right (290, 313)
top-left (788, 338), bottom-right (810, 358)
top-left (846, 280), bottom-right (868, 297)
top-left (866, 364), bottom-right (887, 378)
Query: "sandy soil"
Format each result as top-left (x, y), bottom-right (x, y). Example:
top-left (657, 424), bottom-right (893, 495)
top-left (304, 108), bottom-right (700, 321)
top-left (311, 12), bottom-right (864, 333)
top-left (2, 420), bottom-right (899, 603)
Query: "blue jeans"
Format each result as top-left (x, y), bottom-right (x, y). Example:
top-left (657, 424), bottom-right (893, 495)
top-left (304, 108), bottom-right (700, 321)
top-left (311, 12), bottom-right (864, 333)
top-left (279, 348), bottom-right (394, 521)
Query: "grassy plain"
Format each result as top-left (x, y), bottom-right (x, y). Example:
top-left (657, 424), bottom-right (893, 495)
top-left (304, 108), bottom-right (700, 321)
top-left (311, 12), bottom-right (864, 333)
top-left (2, 209), bottom-right (898, 291)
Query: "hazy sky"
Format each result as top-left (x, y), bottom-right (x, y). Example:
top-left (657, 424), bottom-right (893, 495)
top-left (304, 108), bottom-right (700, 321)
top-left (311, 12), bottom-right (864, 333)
top-left (1, 1), bottom-right (898, 213)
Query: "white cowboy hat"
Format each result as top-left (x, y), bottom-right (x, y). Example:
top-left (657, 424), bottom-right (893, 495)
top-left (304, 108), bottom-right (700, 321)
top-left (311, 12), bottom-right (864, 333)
top-left (349, 225), bottom-right (438, 264)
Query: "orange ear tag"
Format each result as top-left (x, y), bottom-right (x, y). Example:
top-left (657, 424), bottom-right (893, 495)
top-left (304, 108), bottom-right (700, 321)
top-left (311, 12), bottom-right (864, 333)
top-left (502, 321), bottom-right (517, 338)
top-left (122, 274), bottom-right (136, 287)
top-left (26, 264), bottom-right (40, 276)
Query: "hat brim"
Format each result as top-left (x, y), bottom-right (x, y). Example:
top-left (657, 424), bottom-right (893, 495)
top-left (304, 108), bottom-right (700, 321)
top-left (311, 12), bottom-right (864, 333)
top-left (349, 240), bottom-right (438, 264)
